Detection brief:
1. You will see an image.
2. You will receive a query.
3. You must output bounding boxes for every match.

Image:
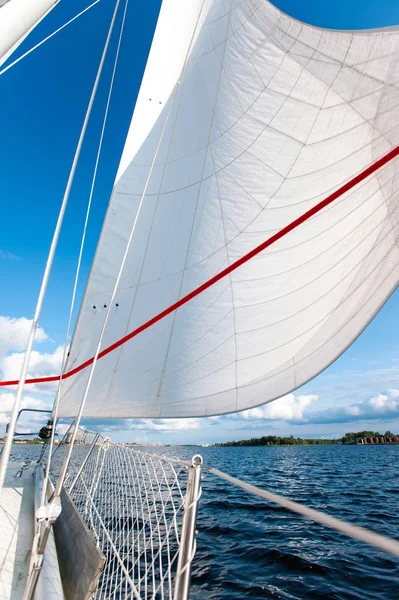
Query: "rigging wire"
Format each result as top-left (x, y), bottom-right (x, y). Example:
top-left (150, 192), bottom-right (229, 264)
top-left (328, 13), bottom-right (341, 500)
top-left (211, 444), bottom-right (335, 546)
top-left (54, 0), bottom-right (208, 497)
top-left (40, 0), bottom-right (130, 509)
top-left (0, 0), bottom-right (101, 76)
top-left (0, 0), bottom-right (121, 491)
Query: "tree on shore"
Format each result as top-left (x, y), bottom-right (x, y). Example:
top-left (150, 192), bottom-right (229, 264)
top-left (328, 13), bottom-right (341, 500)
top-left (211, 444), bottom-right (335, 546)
top-left (217, 430), bottom-right (398, 447)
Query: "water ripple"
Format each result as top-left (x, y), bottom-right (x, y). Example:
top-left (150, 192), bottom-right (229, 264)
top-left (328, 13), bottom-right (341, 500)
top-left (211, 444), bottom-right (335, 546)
top-left (11, 443), bottom-right (399, 599)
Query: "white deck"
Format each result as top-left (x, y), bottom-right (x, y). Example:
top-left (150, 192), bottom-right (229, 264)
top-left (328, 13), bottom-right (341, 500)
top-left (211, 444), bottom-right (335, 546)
top-left (0, 462), bottom-right (34, 600)
top-left (0, 462), bottom-right (64, 600)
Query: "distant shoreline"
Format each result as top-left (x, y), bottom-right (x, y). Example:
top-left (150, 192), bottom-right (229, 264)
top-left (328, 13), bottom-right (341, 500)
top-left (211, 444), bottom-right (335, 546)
top-left (216, 431), bottom-right (399, 447)
top-left (2, 430), bottom-right (398, 447)
top-left (215, 442), bottom-right (399, 447)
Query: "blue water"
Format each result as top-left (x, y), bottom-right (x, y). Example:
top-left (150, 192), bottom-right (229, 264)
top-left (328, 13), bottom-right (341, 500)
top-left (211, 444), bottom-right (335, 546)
top-left (10, 444), bottom-right (399, 599)
top-left (173, 444), bottom-right (399, 600)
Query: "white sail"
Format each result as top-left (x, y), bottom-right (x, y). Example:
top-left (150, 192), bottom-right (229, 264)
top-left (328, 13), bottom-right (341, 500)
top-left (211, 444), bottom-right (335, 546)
top-left (0, 0), bottom-right (59, 67)
top-left (58, 0), bottom-right (399, 419)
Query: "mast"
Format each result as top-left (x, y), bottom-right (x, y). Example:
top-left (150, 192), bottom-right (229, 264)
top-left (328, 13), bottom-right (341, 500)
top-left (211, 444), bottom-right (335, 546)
top-left (0, 0), bottom-right (60, 67)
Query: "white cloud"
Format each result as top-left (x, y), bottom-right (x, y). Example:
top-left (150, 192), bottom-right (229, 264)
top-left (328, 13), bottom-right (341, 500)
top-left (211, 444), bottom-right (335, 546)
top-left (123, 418), bottom-right (201, 432)
top-left (86, 417), bottom-right (201, 433)
top-left (0, 392), bottom-right (51, 434)
top-left (0, 316), bottom-right (48, 362)
top-left (240, 394), bottom-right (318, 422)
top-left (56, 423), bottom-right (71, 436)
top-left (302, 389), bottom-right (399, 424)
top-left (0, 392), bottom-right (48, 412)
top-left (0, 316), bottom-right (63, 394)
top-left (136, 418), bottom-right (200, 432)
top-left (1, 346), bottom-right (63, 393)
top-left (230, 388), bottom-right (399, 427)
top-left (0, 315), bottom-right (63, 435)
top-left (0, 249), bottom-right (19, 260)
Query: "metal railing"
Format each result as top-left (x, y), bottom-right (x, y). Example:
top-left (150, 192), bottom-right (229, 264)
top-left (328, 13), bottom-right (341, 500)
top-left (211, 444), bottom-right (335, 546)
top-left (46, 435), bottom-right (399, 600)
top-left (49, 439), bottom-right (203, 600)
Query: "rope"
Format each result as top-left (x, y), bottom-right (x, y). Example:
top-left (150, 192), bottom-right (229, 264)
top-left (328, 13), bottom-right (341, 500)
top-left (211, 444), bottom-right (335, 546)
top-left (204, 464), bottom-right (399, 559)
top-left (0, 0), bottom-right (101, 76)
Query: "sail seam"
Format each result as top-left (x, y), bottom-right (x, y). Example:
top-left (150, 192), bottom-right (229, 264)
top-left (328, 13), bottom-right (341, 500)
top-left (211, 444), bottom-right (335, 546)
top-left (152, 0), bottom-right (233, 411)
top-left (111, 209), bottom-right (394, 393)
top-left (104, 251), bottom-right (399, 411)
top-left (103, 0), bottom-right (208, 411)
top-left (1, 145), bottom-right (398, 389)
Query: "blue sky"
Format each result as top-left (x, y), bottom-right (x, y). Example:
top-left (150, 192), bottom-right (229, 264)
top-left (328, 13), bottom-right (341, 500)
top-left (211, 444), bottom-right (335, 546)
top-left (0, 0), bottom-right (399, 444)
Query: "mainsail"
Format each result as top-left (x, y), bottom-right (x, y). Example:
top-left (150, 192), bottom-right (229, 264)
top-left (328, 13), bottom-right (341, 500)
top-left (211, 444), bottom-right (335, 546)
top-left (58, 0), bottom-right (399, 419)
top-left (0, 0), bottom-right (59, 67)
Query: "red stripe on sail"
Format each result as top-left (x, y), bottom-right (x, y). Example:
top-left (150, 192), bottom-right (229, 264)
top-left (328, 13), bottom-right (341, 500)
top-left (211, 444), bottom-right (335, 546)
top-left (1, 145), bottom-right (398, 388)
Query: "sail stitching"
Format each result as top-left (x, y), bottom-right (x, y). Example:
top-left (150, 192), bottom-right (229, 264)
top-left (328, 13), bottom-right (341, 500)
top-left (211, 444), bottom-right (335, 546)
top-left (105, 192), bottom-right (392, 395)
top-left (102, 0), bottom-right (209, 412)
top-left (1, 145), bottom-right (398, 389)
top-left (111, 193), bottom-right (399, 400)
top-left (152, 0), bottom-right (234, 410)
top-left (113, 214), bottom-right (393, 394)
top-left (116, 13), bottom-right (398, 173)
